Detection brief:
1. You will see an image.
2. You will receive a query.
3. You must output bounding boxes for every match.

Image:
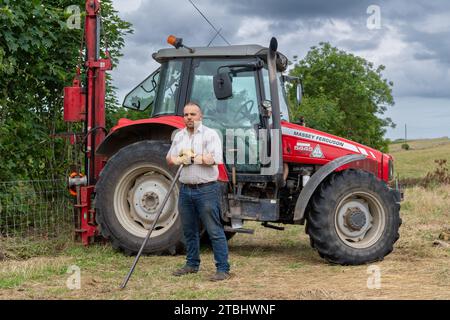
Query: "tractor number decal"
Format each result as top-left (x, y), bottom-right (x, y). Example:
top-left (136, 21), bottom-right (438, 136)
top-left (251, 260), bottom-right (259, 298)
top-left (294, 142), bottom-right (313, 154)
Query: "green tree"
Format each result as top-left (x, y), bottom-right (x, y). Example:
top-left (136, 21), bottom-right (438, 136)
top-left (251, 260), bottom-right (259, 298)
top-left (289, 42), bottom-right (395, 152)
top-left (0, 0), bottom-right (133, 181)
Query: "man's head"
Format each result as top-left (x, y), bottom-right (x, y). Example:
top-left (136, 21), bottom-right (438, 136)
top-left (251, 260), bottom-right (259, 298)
top-left (183, 102), bottom-right (202, 131)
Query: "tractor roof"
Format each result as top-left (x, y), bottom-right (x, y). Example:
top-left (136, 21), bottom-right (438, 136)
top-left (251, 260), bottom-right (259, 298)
top-left (152, 45), bottom-right (289, 71)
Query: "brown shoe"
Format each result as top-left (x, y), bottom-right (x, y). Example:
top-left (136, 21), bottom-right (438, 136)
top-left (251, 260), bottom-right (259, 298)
top-left (209, 271), bottom-right (231, 282)
top-left (172, 265), bottom-right (199, 277)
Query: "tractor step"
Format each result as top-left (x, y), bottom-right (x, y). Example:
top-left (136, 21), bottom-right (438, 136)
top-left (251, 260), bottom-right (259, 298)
top-left (261, 222), bottom-right (285, 231)
top-left (224, 226), bottom-right (255, 234)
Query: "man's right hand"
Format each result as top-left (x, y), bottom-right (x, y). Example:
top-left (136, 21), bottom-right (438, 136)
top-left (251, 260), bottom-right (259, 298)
top-left (172, 154), bottom-right (191, 166)
top-left (180, 148), bottom-right (195, 158)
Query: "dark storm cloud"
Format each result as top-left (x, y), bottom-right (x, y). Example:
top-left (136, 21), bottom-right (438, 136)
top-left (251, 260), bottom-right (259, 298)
top-left (223, 0), bottom-right (450, 22)
top-left (224, 0), bottom-right (373, 20)
top-left (120, 1), bottom-right (237, 48)
top-left (222, 0), bottom-right (450, 64)
top-left (337, 37), bottom-right (383, 52)
top-left (112, 0), bottom-right (450, 100)
top-left (402, 29), bottom-right (450, 65)
top-left (109, 0), bottom-right (450, 139)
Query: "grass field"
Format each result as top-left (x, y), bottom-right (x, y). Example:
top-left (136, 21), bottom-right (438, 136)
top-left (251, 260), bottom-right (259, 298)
top-left (0, 138), bottom-right (449, 300)
top-left (389, 137), bottom-right (450, 179)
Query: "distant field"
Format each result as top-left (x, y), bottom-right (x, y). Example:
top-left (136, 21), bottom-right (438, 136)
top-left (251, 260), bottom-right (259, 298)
top-left (389, 137), bottom-right (450, 179)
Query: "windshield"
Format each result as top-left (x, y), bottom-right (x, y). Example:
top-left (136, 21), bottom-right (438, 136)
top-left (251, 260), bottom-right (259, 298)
top-left (122, 60), bottom-right (183, 116)
top-left (123, 69), bottom-right (160, 111)
top-left (152, 60), bottom-right (183, 116)
top-left (262, 68), bottom-right (290, 122)
top-left (190, 59), bottom-right (260, 130)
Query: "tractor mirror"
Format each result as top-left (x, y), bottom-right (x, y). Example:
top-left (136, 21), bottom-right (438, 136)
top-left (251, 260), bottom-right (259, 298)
top-left (213, 73), bottom-right (233, 100)
top-left (281, 75), bottom-right (303, 107)
top-left (297, 82), bottom-right (303, 105)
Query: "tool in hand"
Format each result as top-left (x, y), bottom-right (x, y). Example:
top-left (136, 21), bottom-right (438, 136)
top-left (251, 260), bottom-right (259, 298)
top-left (120, 164), bottom-right (184, 289)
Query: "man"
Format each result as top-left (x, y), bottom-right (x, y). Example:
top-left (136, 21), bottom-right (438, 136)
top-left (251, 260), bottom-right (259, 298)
top-left (167, 102), bottom-right (231, 281)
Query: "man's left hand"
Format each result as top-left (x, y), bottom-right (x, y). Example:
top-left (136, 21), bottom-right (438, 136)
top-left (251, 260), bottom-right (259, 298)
top-left (202, 153), bottom-right (215, 165)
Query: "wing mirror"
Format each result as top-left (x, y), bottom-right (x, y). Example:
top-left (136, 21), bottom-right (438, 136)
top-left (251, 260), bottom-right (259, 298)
top-left (281, 75), bottom-right (303, 106)
top-left (297, 81), bottom-right (303, 105)
top-left (213, 73), bottom-right (233, 100)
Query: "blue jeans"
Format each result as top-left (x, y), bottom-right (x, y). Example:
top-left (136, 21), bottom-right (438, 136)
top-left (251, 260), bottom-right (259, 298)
top-left (178, 182), bottom-right (230, 273)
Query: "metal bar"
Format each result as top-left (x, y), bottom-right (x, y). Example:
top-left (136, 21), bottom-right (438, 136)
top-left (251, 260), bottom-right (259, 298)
top-left (120, 164), bottom-right (184, 289)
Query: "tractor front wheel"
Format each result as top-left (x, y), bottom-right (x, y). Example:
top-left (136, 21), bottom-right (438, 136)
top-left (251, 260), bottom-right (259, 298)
top-left (306, 169), bottom-right (401, 265)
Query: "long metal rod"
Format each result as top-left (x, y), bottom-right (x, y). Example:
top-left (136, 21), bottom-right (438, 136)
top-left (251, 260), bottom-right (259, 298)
top-left (120, 164), bottom-right (184, 289)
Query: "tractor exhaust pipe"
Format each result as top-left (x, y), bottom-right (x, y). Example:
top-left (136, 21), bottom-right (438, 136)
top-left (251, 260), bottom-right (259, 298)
top-left (266, 37), bottom-right (285, 187)
top-left (120, 164), bottom-right (184, 289)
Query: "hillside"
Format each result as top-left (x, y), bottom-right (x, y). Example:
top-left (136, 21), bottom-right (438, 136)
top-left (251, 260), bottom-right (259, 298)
top-left (389, 137), bottom-right (450, 179)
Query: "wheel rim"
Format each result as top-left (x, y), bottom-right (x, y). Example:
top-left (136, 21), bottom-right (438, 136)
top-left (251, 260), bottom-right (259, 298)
top-left (114, 164), bottom-right (179, 238)
top-left (334, 191), bottom-right (386, 249)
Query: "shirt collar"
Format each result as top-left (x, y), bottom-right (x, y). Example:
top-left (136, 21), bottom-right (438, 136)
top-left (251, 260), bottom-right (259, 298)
top-left (184, 123), bottom-right (204, 135)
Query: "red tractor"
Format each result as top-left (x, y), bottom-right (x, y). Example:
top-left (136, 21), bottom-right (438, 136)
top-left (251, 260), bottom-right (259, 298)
top-left (65, 1), bottom-right (401, 265)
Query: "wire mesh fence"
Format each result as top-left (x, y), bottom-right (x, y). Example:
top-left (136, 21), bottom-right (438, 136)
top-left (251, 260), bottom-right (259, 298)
top-left (0, 179), bottom-right (74, 242)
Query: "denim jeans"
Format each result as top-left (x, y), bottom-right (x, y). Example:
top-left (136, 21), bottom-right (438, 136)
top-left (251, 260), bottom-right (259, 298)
top-left (178, 182), bottom-right (230, 273)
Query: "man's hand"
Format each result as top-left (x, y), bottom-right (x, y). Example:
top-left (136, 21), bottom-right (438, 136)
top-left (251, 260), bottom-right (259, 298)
top-left (169, 148), bottom-right (196, 166)
top-left (202, 153), bottom-right (215, 165)
top-left (171, 150), bottom-right (215, 166)
top-left (192, 153), bottom-right (215, 165)
top-left (172, 154), bottom-right (191, 165)
top-left (193, 154), bottom-right (203, 165)
top-left (180, 149), bottom-right (195, 158)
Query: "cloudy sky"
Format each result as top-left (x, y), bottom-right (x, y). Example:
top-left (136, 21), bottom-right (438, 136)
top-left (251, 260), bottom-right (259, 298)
top-left (110, 0), bottom-right (450, 140)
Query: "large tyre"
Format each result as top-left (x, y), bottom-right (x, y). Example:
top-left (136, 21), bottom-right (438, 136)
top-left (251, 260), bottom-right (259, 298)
top-left (306, 169), bottom-right (401, 265)
top-left (95, 140), bottom-right (184, 255)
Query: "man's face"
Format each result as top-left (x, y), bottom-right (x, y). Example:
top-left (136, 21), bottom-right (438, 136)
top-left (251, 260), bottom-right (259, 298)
top-left (183, 105), bottom-right (202, 129)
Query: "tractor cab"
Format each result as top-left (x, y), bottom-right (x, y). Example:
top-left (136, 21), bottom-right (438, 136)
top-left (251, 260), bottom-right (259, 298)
top-left (123, 39), bottom-right (300, 182)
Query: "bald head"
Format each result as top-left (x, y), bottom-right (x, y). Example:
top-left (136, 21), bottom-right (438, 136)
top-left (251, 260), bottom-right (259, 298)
top-left (184, 102), bottom-right (202, 114)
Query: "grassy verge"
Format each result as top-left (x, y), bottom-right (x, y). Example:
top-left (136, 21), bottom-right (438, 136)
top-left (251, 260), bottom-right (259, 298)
top-left (1, 185), bottom-right (449, 300)
top-left (1, 236), bottom-right (72, 260)
top-left (1, 138), bottom-right (448, 299)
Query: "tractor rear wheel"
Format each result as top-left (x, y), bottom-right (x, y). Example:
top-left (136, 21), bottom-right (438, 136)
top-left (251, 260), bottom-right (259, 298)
top-left (306, 169), bottom-right (401, 265)
top-left (95, 141), bottom-right (184, 255)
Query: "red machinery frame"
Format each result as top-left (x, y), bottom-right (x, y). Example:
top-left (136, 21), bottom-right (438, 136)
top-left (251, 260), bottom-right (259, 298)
top-left (65, 0), bottom-right (111, 245)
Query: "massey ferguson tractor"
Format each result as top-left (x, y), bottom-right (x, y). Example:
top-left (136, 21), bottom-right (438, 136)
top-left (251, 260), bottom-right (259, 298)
top-left (64, 0), bottom-right (401, 265)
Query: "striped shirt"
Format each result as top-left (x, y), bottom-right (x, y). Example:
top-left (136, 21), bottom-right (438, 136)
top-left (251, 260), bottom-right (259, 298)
top-left (167, 124), bottom-right (223, 184)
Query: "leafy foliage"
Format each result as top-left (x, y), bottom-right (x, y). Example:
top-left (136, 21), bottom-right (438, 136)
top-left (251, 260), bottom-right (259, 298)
top-left (0, 0), bottom-right (133, 181)
top-left (289, 42), bottom-right (395, 152)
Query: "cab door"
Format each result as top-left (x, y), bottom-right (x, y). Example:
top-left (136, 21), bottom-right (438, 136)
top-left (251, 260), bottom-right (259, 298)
top-left (188, 58), bottom-right (265, 174)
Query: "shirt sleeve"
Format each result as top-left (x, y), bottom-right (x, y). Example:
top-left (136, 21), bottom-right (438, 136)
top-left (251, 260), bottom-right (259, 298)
top-left (167, 131), bottom-right (182, 159)
top-left (206, 129), bottom-right (223, 164)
